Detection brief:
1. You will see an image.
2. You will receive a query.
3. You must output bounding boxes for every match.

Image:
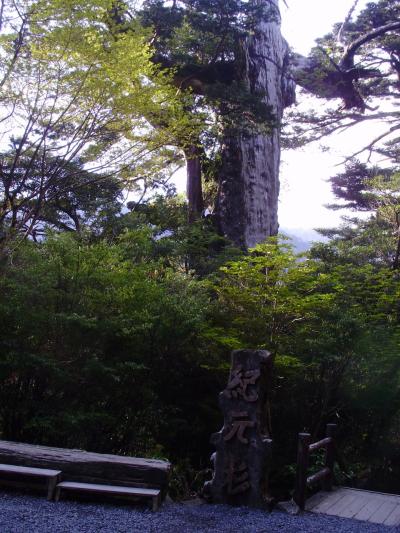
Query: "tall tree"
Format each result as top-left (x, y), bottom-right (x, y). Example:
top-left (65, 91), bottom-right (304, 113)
top-left (138, 0), bottom-right (296, 246)
top-left (139, 0), bottom-right (399, 248)
top-left (311, 0), bottom-right (400, 269)
top-left (0, 0), bottom-right (191, 254)
top-left (216, 0), bottom-right (295, 248)
top-left (288, 0), bottom-right (400, 156)
top-left (3, 0), bottom-right (398, 251)
top-left (319, 162), bottom-right (400, 270)
top-left (0, 150), bottom-right (123, 240)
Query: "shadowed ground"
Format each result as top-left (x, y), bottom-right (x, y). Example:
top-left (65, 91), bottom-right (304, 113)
top-left (0, 491), bottom-right (396, 533)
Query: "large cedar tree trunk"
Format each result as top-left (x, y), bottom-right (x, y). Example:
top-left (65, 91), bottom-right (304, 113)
top-left (216, 0), bottom-right (295, 249)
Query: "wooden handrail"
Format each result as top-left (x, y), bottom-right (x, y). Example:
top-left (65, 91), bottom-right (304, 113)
top-left (307, 467), bottom-right (331, 486)
top-left (293, 424), bottom-right (337, 511)
top-left (309, 437), bottom-right (332, 453)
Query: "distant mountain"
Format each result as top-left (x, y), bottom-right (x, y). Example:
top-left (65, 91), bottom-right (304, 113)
top-left (280, 227), bottom-right (326, 253)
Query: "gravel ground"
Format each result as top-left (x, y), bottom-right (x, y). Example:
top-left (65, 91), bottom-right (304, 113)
top-left (0, 491), bottom-right (397, 533)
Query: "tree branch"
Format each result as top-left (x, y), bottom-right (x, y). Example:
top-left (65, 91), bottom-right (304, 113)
top-left (341, 22), bottom-right (400, 70)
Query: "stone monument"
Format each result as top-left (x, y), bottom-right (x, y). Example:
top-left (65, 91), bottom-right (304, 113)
top-left (203, 349), bottom-right (274, 508)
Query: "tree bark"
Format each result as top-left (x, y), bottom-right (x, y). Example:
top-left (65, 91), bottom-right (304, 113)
top-left (214, 2), bottom-right (398, 249)
top-left (185, 145), bottom-right (204, 222)
top-left (216, 0), bottom-right (295, 249)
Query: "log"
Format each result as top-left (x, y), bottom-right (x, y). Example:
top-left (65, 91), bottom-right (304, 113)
top-left (307, 467), bottom-right (331, 487)
top-left (293, 433), bottom-right (311, 511)
top-left (322, 424), bottom-right (337, 492)
top-left (309, 437), bottom-right (332, 453)
top-left (0, 441), bottom-right (170, 495)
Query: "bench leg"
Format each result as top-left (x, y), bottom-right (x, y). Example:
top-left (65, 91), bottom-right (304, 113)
top-left (47, 475), bottom-right (60, 501)
top-left (54, 486), bottom-right (61, 502)
top-left (152, 494), bottom-right (160, 512)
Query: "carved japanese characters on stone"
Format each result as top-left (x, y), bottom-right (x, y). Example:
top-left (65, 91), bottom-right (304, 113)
top-left (203, 349), bottom-right (274, 508)
top-left (224, 457), bottom-right (250, 496)
top-left (224, 366), bottom-right (261, 402)
top-left (224, 411), bottom-right (255, 444)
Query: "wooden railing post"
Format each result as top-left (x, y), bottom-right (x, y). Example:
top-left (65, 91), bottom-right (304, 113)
top-left (322, 423), bottom-right (337, 492)
top-left (294, 433), bottom-right (311, 510)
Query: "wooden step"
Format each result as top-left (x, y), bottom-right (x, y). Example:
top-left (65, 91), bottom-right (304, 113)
top-left (55, 481), bottom-right (161, 511)
top-left (0, 463), bottom-right (61, 500)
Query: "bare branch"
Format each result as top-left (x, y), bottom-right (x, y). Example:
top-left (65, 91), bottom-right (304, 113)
top-left (0, 14), bottom-right (27, 89)
top-left (342, 124), bottom-right (400, 163)
top-left (337, 0), bottom-right (360, 45)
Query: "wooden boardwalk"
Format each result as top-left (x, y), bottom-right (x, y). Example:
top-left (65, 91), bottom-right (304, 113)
top-left (306, 487), bottom-right (400, 527)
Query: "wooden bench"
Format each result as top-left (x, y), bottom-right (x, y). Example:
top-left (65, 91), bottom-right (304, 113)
top-left (0, 463), bottom-right (61, 500)
top-left (0, 440), bottom-right (170, 499)
top-left (55, 481), bottom-right (161, 511)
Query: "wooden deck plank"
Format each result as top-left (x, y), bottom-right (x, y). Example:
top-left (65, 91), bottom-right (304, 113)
top-left (351, 498), bottom-right (386, 522)
top-left (338, 493), bottom-right (374, 519)
top-left (346, 490), bottom-right (399, 505)
top-left (305, 491), bottom-right (330, 511)
top-left (311, 489), bottom-right (348, 513)
top-left (369, 501), bottom-right (398, 524)
top-left (342, 487), bottom-right (400, 499)
top-left (384, 505), bottom-right (400, 526)
top-left (308, 488), bottom-right (400, 526)
top-left (324, 494), bottom-right (358, 516)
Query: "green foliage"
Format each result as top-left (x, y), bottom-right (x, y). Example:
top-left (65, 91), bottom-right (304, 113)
top-left (0, 0), bottom-right (196, 253)
top-left (2, 216), bottom-right (400, 496)
top-left (285, 0), bottom-right (399, 154)
top-left (200, 235), bottom-right (400, 493)
top-left (0, 150), bottom-right (123, 240)
top-left (318, 161), bottom-right (400, 269)
top-left (139, 0), bottom-right (278, 193)
top-left (110, 195), bottom-right (242, 275)
top-left (0, 231), bottom-right (219, 460)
